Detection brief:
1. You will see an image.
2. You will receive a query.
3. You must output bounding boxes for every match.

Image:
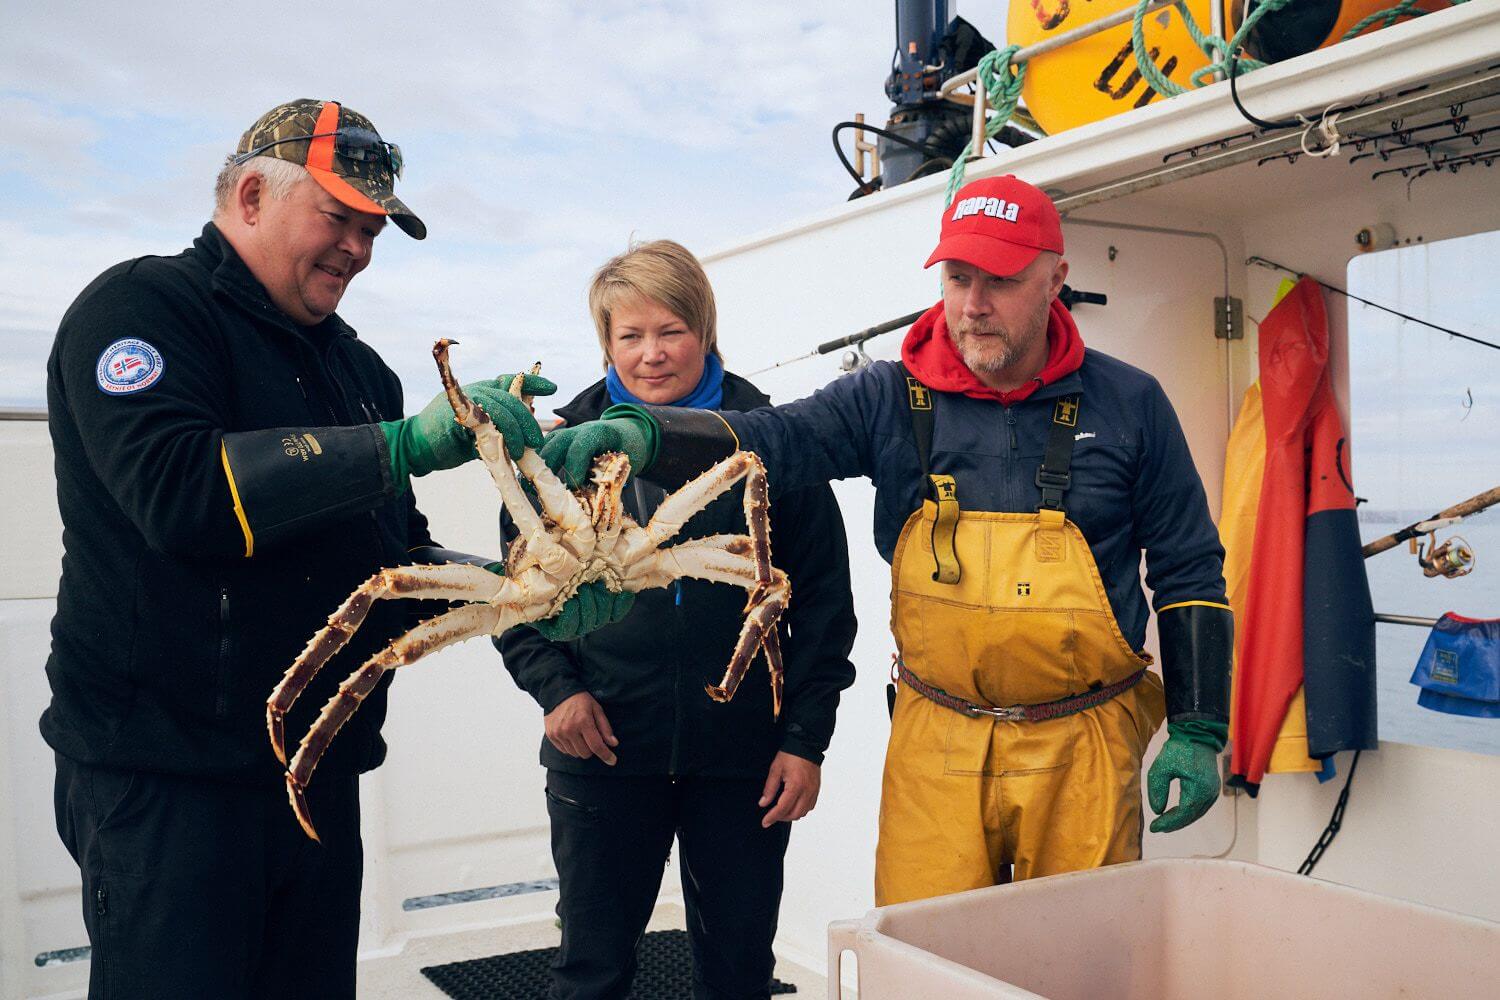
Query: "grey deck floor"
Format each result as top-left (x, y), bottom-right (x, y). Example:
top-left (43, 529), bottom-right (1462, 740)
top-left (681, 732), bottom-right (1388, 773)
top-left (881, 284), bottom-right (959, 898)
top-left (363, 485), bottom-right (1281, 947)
top-left (358, 902), bottom-right (827, 999)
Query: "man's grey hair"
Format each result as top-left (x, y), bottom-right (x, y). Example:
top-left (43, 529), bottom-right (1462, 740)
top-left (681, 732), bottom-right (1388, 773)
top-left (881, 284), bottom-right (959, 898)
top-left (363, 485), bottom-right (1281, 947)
top-left (213, 155), bottom-right (310, 214)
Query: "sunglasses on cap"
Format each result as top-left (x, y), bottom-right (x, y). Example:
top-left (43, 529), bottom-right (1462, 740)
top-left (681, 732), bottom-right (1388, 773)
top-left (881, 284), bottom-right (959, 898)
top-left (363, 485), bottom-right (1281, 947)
top-left (233, 127), bottom-right (404, 178)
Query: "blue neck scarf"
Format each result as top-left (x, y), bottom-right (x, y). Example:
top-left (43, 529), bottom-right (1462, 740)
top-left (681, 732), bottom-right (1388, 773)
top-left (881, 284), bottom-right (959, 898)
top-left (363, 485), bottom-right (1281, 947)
top-left (606, 352), bottom-right (724, 410)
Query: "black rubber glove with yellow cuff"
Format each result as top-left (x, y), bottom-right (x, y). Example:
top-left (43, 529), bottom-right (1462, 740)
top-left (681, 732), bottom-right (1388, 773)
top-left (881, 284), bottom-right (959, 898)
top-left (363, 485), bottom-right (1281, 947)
top-left (1146, 602), bottom-right (1233, 833)
top-left (219, 374), bottom-right (554, 557)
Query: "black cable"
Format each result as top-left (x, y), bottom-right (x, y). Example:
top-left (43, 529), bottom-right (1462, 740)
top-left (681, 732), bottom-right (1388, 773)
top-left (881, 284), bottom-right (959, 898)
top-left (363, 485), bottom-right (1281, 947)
top-left (1249, 256), bottom-right (1500, 353)
top-left (831, 120), bottom-right (947, 196)
top-left (1298, 750), bottom-right (1360, 876)
top-left (906, 157), bottom-right (955, 181)
top-left (1229, 53), bottom-right (1302, 131)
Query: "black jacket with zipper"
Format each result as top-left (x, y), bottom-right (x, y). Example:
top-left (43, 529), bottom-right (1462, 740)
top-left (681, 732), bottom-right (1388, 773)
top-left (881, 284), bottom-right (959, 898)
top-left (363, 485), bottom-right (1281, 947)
top-left (496, 374), bottom-right (858, 778)
top-left (41, 222), bottom-right (434, 781)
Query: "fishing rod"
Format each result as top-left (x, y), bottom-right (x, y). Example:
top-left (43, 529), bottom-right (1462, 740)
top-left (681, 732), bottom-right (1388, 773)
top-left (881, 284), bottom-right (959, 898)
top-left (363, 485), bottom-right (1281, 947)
top-left (1246, 256), bottom-right (1500, 353)
top-left (744, 309), bottom-right (926, 377)
top-left (745, 285), bottom-right (1109, 377)
top-left (1362, 485), bottom-right (1500, 558)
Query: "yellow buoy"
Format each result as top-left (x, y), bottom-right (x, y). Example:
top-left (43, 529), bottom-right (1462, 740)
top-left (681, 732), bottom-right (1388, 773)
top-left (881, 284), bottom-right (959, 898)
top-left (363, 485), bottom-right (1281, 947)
top-left (1009, 0), bottom-right (1227, 135)
top-left (1010, 0), bottom-right (1447, 135)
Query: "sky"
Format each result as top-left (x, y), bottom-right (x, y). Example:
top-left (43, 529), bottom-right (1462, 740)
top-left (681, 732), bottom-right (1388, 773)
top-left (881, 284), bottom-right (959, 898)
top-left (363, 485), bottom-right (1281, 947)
top-left (0, 1), bottom-right (934, 412)
top-left (2, 0), bottom-right (1494, 507)
top-left (1347, 236), bottom-right (1499, 512)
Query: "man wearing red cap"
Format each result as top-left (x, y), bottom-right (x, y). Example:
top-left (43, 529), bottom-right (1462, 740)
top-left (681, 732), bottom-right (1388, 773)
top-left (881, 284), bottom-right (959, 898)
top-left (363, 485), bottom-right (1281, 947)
top-left (43, 99), bottom-right (549, 996)
top-left (542, 175), bottom-right (1232, 905)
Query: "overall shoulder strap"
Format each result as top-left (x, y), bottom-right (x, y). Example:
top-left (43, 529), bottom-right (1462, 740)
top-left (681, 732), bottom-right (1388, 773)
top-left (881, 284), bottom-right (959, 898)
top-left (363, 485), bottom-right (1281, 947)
top-left (1037, 393), bottom-right (1081, 513)
top-left (896, 362), bottom-right (934, 478)
top-left (897, 363), bottom-right (961, 584)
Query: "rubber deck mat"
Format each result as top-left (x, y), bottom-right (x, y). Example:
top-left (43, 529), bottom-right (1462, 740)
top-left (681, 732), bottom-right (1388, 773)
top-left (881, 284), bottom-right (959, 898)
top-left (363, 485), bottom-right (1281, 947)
top-left (420, 928), bottom-right (798, 998)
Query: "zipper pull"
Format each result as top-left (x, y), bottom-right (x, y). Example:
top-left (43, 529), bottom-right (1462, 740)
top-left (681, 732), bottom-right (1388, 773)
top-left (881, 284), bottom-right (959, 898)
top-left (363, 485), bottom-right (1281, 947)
top-left (95, 885), bottom-right (107, 916)
top-left (295, 375), bottom-right (310, 402)
top-left (1005, 408), bottom-right (1018, 451)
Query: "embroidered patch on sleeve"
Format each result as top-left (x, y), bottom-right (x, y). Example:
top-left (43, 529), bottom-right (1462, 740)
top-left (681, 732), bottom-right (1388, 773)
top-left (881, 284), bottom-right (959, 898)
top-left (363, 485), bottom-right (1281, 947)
top-left (96, 338), bottom-right (165, 395)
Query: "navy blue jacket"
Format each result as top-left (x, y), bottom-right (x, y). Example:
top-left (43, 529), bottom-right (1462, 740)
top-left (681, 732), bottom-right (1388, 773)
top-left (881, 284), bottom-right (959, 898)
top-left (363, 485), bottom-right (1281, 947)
top-left (718, 354), bottom-right (1226, 652)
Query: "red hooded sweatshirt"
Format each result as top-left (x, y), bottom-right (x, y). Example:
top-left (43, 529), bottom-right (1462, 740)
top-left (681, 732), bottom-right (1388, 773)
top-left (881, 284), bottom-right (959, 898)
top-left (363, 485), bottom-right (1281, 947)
top-left (900, 297), bottom-right (1085, 405)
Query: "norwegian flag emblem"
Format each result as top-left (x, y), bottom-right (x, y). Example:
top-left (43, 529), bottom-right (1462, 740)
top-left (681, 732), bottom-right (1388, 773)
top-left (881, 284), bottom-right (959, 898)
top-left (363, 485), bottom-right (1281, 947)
top-left (111, 355), bottom-right (144, 378)
top-left (97, 338), bottom-right (164, 395)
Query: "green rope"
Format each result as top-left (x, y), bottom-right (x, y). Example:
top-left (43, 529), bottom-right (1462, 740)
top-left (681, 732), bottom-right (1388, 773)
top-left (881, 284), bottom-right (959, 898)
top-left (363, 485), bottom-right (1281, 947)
top-left (1131, 0), bottom-right (1291, 98)
top-left (1132, 0), bottom-right (1469, 101)
top-left (944, 0), bottom-right (1469, 201)
top-left (943, 45), bottom-right (1027, 205)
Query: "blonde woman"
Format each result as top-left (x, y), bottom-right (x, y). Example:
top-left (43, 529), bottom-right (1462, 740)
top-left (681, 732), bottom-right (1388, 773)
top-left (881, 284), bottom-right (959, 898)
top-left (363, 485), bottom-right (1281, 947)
top-left (497, 241), bottom-right (857, 999)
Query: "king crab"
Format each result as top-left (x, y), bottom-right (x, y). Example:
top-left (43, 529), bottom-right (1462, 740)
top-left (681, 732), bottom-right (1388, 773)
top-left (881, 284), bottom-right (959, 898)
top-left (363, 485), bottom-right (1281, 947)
top-left (267, 339), bottom-right (790, 839)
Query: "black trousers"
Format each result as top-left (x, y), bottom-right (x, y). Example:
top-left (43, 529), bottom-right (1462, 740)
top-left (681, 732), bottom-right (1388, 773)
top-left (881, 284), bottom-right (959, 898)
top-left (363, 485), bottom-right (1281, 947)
top-left (546, 770), bottom-right (793, 1000)
top-left (53, 754), bottom-right (363, 1000)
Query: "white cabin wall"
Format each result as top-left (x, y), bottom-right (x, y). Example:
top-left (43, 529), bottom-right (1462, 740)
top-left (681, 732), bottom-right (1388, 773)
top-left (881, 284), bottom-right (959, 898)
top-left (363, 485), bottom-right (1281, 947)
top-left (1254, 743), bottom-right (1500, 922)
top-left (1, 420), bottom-right (89, 999)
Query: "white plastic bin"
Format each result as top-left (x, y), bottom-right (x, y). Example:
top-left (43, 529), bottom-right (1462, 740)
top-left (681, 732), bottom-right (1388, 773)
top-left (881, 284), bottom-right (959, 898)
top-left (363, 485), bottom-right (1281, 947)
top-left (827, 859), bottom-right (1500, 999)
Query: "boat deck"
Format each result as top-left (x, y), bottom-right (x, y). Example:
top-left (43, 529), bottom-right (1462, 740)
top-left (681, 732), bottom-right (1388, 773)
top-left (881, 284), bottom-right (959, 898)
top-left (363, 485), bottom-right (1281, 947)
top-left (357, 902), bottom-right (827, 999)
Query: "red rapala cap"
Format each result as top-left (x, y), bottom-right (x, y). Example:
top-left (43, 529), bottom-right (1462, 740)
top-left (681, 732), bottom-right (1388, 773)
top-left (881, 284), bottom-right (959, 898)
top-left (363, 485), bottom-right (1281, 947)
top-left (925, 175), bottom-right (1064, 277)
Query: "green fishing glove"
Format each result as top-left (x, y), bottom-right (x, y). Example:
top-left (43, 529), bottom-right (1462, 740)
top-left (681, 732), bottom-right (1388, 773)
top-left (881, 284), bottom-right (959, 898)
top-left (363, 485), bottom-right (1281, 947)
top-left (539, 405), bottom-right (659, 488)
top-left (382, 373), bottom-right (556, 493)
top-left (1147, 719), bottom-right (1228, 833)
top-left (527, 581), bottom-right (636, 641)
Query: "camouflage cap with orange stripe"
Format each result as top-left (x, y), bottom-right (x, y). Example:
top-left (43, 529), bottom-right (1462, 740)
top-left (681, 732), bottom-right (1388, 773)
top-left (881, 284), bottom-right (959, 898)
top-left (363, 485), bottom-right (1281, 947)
top-left (235, 98), bottom-right (426, 240)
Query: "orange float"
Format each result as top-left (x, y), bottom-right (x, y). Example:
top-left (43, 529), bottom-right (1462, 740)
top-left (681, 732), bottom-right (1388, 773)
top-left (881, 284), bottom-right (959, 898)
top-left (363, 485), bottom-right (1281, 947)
top-left (1010, 0), bottom-right (1450, 135)
top-left (1239, 0), bottom-right (1448, 64)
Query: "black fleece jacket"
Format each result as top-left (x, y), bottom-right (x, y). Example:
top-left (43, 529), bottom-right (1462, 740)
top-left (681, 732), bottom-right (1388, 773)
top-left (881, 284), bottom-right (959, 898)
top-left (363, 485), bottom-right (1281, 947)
top-left (496, 374), bottom-right (858, 777)
top-left (41, 223), bottom-right (432, 780)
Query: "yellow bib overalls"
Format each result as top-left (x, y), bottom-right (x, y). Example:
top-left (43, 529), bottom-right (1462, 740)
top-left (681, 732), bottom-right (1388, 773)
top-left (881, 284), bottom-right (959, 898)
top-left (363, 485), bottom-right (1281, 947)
top-left (874, 390), bottom-right (1167, 906)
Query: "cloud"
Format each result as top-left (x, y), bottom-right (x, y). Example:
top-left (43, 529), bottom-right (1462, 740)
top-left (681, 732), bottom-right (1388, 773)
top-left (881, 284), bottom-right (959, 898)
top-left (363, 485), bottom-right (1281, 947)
top-left (1346, 233), bottom-right (1500, 506)
top-left (0, 1), bottom-right (901, 410)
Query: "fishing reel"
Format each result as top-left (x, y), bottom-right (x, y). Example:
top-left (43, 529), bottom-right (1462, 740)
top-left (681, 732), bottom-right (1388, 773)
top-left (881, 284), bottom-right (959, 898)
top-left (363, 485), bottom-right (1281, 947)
top-left (1412, 528), bottom-right (1476, 579)
top-left (840, 342), bottom-right (874, 373)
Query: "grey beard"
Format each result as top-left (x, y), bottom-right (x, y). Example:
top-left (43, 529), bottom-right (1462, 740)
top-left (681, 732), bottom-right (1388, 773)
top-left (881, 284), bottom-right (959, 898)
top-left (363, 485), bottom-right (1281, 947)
top-left (951, 330), bottom-right (1018, 374)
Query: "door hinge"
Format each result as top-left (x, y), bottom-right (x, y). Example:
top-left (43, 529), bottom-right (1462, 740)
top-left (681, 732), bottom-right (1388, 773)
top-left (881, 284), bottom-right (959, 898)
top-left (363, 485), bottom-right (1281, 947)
top-left (1215, 296), bottom-right (1244, 341)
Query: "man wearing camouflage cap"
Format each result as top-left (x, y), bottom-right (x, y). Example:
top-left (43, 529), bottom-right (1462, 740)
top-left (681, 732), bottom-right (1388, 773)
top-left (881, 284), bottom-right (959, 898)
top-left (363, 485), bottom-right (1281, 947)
top-left (42, 98), bottom-right (547, 998)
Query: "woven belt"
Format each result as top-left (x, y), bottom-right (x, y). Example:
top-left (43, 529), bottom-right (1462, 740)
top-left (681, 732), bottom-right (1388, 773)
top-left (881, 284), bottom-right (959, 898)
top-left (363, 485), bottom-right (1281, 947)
top-left (895, 661), bottom-right (1148, 722)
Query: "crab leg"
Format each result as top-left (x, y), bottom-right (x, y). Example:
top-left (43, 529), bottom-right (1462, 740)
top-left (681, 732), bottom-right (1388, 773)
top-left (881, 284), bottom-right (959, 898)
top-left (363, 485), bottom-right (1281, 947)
top-left (762, 626), bottom-right (785, 719)
top-left (620, 535), bottom-right (767, 591)
top-left (505, 361), bottom-right (595, 555)
top-left (433, 340), bottom-right (586, 580)
top-left (705, 575), bottom-right (789, 716)
top-left (267, 563), bottom-right (515, 766)
top-left (620, 537), bottom-right (790, 717)
top-left (619, 452), bottom-right (773, 581)
top-left (286, 601), bottom-right (522, 840)
top-left (516, 449), bottom-right (596, 560)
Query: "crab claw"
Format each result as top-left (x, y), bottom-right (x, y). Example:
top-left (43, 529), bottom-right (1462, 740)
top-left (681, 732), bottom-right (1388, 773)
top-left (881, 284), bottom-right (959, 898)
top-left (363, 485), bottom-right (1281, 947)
top-left (287, 773), bottom-right (321, 843)
top-left (268, 709), bottom-right (288, 767)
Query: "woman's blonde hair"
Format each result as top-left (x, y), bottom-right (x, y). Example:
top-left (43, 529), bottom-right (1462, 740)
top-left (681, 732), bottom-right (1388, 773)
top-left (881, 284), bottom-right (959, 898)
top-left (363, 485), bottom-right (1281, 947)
top-left (588, 240), bottom-right (720, 368)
